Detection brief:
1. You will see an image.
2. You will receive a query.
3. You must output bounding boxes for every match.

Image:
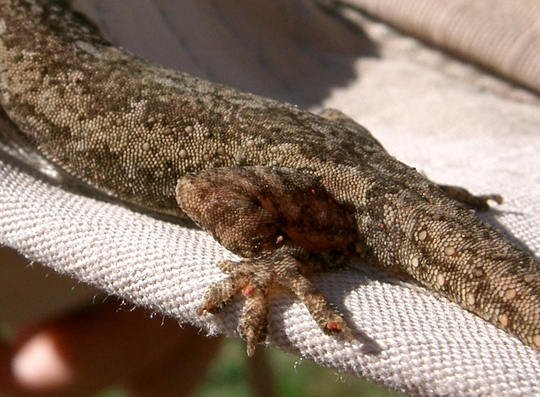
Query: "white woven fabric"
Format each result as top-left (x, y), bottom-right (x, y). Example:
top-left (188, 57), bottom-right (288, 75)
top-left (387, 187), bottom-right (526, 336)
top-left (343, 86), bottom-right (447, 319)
top-left (1, 1), bottom-right (540, 396)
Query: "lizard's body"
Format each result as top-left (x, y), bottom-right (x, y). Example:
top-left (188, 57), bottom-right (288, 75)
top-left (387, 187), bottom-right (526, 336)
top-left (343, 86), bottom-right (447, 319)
top-left (1, 0), bottom-right (539, 355)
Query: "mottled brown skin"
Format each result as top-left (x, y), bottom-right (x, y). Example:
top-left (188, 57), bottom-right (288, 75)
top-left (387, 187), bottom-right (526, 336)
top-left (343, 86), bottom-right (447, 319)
top-left (1, 0), bottom-right (539, 356)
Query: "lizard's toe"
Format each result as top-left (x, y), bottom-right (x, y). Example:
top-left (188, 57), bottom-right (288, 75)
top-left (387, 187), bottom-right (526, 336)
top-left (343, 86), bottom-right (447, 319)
top-left (276, 262), bottom-right (354, 343)
top-left (237, 286), bottom-right (269, 356)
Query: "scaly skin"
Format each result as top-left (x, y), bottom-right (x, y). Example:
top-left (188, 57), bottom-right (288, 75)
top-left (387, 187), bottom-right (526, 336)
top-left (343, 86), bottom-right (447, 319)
top-left (0, 0), bottom-right (539, 356)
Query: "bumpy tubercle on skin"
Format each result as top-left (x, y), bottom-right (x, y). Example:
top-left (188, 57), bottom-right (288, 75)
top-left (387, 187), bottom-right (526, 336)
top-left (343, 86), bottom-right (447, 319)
top-left (0, 0), bottom-right (539, 355)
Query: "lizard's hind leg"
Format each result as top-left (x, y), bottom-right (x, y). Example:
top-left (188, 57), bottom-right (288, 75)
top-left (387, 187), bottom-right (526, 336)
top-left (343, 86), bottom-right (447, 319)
top-left (177, 166), bottom-right (358, 355)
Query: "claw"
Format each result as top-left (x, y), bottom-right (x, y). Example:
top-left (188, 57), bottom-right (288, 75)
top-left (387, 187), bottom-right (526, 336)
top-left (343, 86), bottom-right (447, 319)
top-left (325, 321), bottom-right (343, 333)
top-left (242, 283), bottom-right (254, 297)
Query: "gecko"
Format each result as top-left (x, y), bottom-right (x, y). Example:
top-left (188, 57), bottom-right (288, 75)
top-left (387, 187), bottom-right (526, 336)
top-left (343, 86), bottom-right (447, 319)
top-left (0, 0), bottom-right (539, 357)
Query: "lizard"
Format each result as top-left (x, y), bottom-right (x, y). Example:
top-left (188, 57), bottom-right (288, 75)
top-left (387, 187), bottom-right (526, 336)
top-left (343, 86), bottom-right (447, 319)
top-left (0, 0), bottom-right (539, 357)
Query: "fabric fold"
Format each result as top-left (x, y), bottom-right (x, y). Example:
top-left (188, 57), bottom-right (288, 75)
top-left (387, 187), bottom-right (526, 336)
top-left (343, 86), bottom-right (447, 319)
top-left (326, 0), bottom-right (540, 93)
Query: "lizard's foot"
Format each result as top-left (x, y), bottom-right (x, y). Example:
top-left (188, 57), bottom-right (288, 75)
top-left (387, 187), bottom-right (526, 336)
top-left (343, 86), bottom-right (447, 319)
top-left (438, 184), bottom-right (503, 211)
top-left (199, 250), bottom-right (353, 356)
